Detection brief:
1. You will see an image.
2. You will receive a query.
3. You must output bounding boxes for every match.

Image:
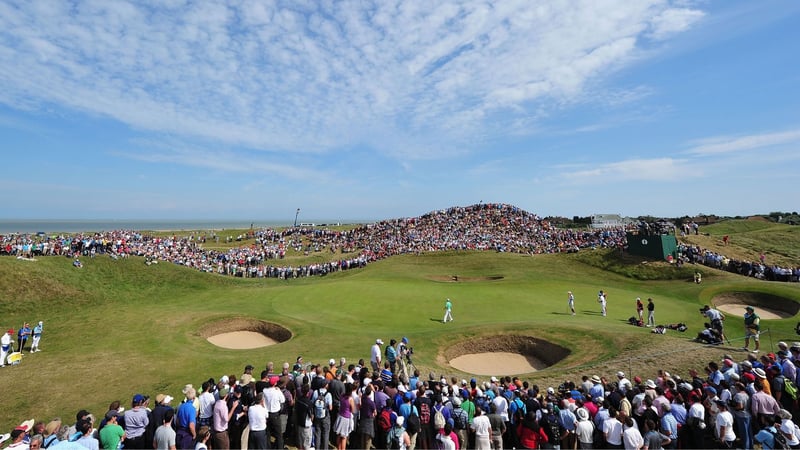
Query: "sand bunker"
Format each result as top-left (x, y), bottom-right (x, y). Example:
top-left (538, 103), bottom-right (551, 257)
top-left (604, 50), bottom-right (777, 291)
top-left (207, 331), bottom-right (279, 349)
top-left (713, 292), bottom-right (798, 320)
top-left (200, 318), bottom-right (291, 349)
top-left (443, 335), bottom-right (569, 376)
top-left (450, 352), bottom-right (546, 375)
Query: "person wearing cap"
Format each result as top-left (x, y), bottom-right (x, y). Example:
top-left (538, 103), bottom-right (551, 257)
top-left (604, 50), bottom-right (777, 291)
top-left (371, 339), bottom-right (384, 372)
top-left (598, 290), bottom-right (607, 317)
top-left (700, 305), bottom-right (726, 341)
top-left (16, 322), bottom-right (31, 353)
top-left (6, 429), bottom-right (27, 450)
top-left (123, 394), bottom-right (149, 449)
top-left (442, 297), bottom-right (454, 323)
top-left (616, 372), bottom-right (632, 395)
top-left (264, 376), bottom-right (286, 450)
top-left (212, 387), bottom-right (235, 450)
top-left (387, 415), bottom-right (411, 449)
top-left (743, 306), bottom-right (761, 353)
top-left (176, 387), bottom-right (197, 449)
top-left (99, 411), bottom-right (125, 450)
top-left (1, 328), bottom-right (12, 367)
top-left (30, 321), bottom-right (43, 353)
top-left (568, 291), bottom-right (576, 316)
top-left (312, 379), bottom-right (333, 450)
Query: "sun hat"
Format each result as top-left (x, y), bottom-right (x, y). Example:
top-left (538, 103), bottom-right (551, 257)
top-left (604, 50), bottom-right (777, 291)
top-left (645, 380), bottom-right (656, 389)
top-left (590, 375), bottom-right (601, 384)
top-left (753, 368), bottom-right (767, 379)
top-left (576, 408), bottom-right (589, 421)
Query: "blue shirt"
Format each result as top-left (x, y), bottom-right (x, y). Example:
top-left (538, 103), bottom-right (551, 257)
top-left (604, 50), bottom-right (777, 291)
top-left (660, 412), bottom-right (678, 440)
top-left (177, 401), bottom-right (197, 429)
top-left (33, 324), bottom-right (43, 336)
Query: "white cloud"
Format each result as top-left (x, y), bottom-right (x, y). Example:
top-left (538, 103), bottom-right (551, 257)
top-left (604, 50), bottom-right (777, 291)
top-left (686, 129), bottom-right (800, 155)
top-left (0, 0), bottom-right (706, 161)
top-left (559, 157), bottom-right (693, 183)
top-left (648, 7), bottom-right (706, 40)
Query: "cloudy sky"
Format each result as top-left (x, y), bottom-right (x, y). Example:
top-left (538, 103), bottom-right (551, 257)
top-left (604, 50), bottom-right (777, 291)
top-left (1, 1), bottom-right (798, 222)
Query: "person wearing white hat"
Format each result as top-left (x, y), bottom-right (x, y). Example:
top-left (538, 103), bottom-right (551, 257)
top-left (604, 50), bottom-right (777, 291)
top-left (371, 339), bottom-right (383, 372)
top-left (568, 291), bottom-right (576, 316)
top-left (30, 321), bottom-right (43, 352)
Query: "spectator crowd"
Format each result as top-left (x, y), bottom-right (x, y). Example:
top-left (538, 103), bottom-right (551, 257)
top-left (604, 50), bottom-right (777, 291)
top-left (7, 338), bottom-right (800, 450)
top-left (0, 204), bottom-right (630, 280)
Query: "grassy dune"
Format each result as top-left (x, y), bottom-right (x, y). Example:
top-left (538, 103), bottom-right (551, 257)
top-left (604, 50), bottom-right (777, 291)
top-left (1, 219), bottom-right (799, 431)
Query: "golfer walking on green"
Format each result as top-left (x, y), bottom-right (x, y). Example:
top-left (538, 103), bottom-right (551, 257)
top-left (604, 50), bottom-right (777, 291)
top-left (443, 298), bottom-right (453, 323)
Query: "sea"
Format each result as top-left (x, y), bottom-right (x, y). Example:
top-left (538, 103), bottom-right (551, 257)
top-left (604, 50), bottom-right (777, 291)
top-left (0, 219), bottom-right (368, 234)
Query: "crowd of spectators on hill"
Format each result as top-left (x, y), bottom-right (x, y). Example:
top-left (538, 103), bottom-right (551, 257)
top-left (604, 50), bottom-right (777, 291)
top-left (0, 204), bottom-right (630, 280)
top-left (2, 203), bottom-right (797, 283)
top-left (677, 244), bottom-right (800, 283)
top-left (7, 338), bottom-right (800, 450)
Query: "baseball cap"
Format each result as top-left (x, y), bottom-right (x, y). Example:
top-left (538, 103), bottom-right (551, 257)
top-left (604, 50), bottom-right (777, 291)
top-left (376, 339), bottom-right (383, 345)
top-left (745, 306), bottom-right (754, 311)
top-left (329, 358), bottom-right (336, 366)
top-left (133, 394), bottom-right (145, 404)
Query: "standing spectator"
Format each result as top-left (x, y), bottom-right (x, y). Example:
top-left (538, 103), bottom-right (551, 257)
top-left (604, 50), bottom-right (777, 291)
top-left (359, 385), bottom-right (377, 450)
top-left (334, 383), bottom-right (355, 450)
top-left (30, 321), bottom-right (43, 352)
top-left (714, 400), bottom-right (736, 448)
top-left (154, 409), bottom-right (177, 450)
top-left (294, 385), bottom-right (314, 450)
top-left (636, 298), bottom-right (644, 322)
top-left (371, 340), bottom-right (384, 372)
top-left (76, 419), bottom-right (99, 450)
top-left (471, 407), bottom-right (492, 450)
top-left (99, 411), bottom-right (125, 450)
top-left (386, 340), bottom-right (398, 373)
top-left (248, 393), bottom-right (268, 450)
top-left (312, 380), bottom-right (333, 450)
top-left (17, 322), bottom-right (31, 353)
top-left (647, 298), bottom-right (656, 328)
top-left (212, 387), bottom-right (234, 450)
top-left (265, 378), bottom-right (286, 450)
top-left (176, 388), bottom-right (198, 449)
top-left (123, 394), bottom-right (149, 450)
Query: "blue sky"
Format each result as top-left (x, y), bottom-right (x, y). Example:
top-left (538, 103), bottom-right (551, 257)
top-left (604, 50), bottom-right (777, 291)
top-left (1, 1), bottom-right (798, 222)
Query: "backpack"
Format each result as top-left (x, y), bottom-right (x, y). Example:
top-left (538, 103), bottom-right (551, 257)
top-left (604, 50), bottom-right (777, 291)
top-left (452, 408), bottom-right (467, 430)
top-left (433, 405), bottom-right (446, 430)
top-left (418, 401), bottom-right (431, 425)
top-left (406, 410), bottom-right (421, 434)
top-left (377, 408), bottom-right (393, 432)
top-left (770, 429), bottom-right (790, 450)
top-left (388, 428), bottom-right (403, 450)
top-left (785, 378), bottom-right (799, 400)
top-left (544, 414), bottom-right (561, 442)
top-left (314, 390), bottom-right (328, 419)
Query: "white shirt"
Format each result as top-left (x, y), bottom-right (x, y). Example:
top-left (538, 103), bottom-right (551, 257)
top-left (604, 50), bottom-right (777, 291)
top-left (471, 415), bottom-right (491, 437)
top-left (371, 344), bottom-right (382, 364)
top-left (264, 387), bottom-right (285, 413)
top-left (716, 410), bottom-right (736, 442)
top-left (248, 403), bottom-right (268, 431)
top-left (622, 425), bottom-right (644, 450)
top-left (198, 391), bottom-right (215, 419)
top-left (604, 418), bottom-right (623, 445)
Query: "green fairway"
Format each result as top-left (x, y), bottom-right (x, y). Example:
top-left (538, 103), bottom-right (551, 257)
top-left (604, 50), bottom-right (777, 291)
top-left (1, 221), bottom-right (800, 432)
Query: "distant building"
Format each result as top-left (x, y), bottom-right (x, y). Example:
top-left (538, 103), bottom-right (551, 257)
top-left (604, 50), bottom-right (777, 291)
top-left (590, 214), bottom-right (630, 229)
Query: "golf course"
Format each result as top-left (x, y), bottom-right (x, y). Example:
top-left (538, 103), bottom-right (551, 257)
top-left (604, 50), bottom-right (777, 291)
top-left (1, 211), bottom-right (799, 433)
